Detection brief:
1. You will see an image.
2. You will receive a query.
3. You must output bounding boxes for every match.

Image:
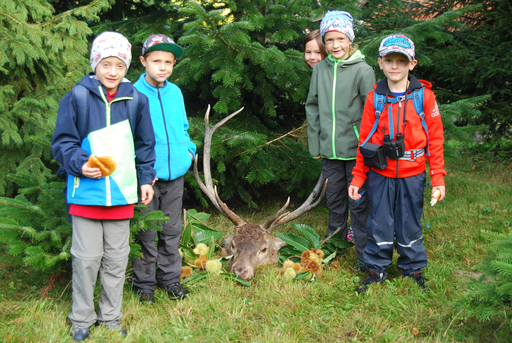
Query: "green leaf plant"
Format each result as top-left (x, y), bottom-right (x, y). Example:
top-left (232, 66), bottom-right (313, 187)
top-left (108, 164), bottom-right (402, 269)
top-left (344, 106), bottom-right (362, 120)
top-left (277, 223), bottom-right (353, 282)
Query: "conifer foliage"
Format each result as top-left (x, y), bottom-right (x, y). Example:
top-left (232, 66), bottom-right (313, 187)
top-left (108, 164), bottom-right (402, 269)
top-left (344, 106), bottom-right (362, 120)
top-left (466, 230), bottom-right (512, 326)
top-left (0, 0), bottom-right (171, 274)
top-left (0, 0), bottom-right (110, 272)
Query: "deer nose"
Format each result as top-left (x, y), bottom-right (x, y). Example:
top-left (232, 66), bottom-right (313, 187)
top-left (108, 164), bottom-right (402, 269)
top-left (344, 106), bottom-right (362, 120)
top-left (233, 267), bottom-right (248, 278)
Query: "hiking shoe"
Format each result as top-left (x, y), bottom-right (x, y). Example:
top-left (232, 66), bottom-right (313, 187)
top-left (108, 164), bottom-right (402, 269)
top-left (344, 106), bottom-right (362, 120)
top-left (139, 292), bottom-right (156, 304)
top-left (351, 260), bottom-right (368, 272)
top-left (163, 282), bottom-right (189, 300)
top-left (69, 323), bottom-right (90, 341)
top-left (347, 226), bottom-right (354, 241)
top-left (356, 269), bottom-right (387, 294)
top-left (404, 270), bottom-right (428, 291)
top-left (99, 319), bottom-right (127, 336)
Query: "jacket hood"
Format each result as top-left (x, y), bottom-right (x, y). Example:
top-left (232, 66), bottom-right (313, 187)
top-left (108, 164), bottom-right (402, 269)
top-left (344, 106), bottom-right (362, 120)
top-left (374, 74), bottom-right (432, 95)
top-left (78, 73), bottom-right (135, 99)
top-left (325, 49), bottom-right (366, 66)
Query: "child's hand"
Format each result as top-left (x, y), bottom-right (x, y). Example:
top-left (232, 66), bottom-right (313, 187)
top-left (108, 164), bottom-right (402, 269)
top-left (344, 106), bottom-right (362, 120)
top-left (82, 162), bottom-right (102, 179)
top-left (432, 186), bottom-right (446, 202)
top-left (190, 152), bottom-right (194, 161)
top-left (152, 177), bottom-right (158, 186)
top-left (348, 185), bottom-right (361, 200)
top-left (315, 155), bottom-right (322, 160)
top-left (140, 184), bottom-right (154, 205)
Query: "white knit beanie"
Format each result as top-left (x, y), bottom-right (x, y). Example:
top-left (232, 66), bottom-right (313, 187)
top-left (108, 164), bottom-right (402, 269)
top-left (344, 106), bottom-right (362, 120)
top-left (320, 11), bottom-right (355, 42)
top-left (90, 31), bottom-right (132, 71)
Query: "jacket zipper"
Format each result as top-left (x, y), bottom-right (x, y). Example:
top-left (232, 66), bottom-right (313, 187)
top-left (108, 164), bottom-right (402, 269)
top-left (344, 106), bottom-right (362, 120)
top-left (157, 87), bottom-right (172, 179)
top-left (331, 60), bottom-right (340, 159)
top-left (98, 87), bottom-right (132, 206)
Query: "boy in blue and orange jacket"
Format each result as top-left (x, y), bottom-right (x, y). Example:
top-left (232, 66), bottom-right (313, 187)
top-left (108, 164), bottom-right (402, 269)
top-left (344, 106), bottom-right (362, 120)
top-left (52, 32), bottom-right (156, 340)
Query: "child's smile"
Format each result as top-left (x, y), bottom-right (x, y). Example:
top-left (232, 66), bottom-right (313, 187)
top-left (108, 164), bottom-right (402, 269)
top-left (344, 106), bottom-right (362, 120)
top-left (324, 31), bottom-right (351, 61)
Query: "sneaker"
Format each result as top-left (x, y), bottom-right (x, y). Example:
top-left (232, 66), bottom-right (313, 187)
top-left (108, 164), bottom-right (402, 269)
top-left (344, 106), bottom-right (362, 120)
top-left (163, 282), bottom-right (189, 300)
top-left (69, 323), bottom-right (90, 341)
top-left (139, 292), bottom-right (156, 304)
top-left (356, 269), bottom-right (387, 294)
top-left (404, 270), bottom-right (428, 291)
top-left (347, 226), bottom-right (354, 241)
top-left (99, 319), bottom-right (127, 336)
top-left (351, 260), bottom-right (368, 272)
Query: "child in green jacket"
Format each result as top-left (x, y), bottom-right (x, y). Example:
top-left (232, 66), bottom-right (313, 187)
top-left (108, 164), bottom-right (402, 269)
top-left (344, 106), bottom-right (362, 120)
top-left (306, 10), bottom-right (375, 271)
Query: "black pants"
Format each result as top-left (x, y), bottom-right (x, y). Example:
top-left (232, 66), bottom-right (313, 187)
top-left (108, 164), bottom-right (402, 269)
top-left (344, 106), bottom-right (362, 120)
top-left (322, 159), bottom-right (370, 262)
top-left (132, 177), bottom-right (184, 293)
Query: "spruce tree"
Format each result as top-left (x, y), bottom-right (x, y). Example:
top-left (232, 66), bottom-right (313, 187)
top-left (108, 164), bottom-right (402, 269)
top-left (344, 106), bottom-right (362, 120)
top-left (418, 0), bottom-right (512, 136)
top-left (466, 230), bottom-right (512, 327)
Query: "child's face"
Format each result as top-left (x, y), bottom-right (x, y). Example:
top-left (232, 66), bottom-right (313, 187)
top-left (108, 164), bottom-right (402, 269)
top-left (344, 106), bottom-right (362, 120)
top-left (140, 51), bottom-right (176, 88)
top-left (94, 56), bottom-right (127, 94)
top-left (378, 52), bottom-right (417, 84)
top-left (304, 39), bottom-right (323, 68)
top-left (324, 31), bottom-right (351, 60)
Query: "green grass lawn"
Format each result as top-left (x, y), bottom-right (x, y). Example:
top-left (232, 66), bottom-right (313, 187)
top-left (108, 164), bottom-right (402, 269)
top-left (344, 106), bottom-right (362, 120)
top-left (1, 157), bottom-right (511, 342)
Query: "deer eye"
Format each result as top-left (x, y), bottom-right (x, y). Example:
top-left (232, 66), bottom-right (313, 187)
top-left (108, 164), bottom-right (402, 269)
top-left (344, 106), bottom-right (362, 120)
top-left (260, 248), bottom-right (268, 254)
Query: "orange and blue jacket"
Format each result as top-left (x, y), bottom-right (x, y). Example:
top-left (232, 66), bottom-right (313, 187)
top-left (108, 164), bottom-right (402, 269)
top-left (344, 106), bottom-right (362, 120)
top-left (351, 75), bottom-right (446, 188)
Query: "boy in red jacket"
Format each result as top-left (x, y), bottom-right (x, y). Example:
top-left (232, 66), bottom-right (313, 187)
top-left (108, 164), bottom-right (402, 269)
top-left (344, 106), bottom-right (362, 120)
top-left (348, 34), bottom-right (446, 293)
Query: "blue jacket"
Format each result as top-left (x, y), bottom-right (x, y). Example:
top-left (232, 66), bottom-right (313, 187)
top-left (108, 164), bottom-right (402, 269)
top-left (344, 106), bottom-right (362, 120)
top-left (134, 74), bottom-right (196, 181)
top-left (51, 74), bottom-right (156, 206)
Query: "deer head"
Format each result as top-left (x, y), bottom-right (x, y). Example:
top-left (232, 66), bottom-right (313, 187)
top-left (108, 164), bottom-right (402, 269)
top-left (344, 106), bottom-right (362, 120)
top-left (194, 106), bottom-right (327, 280)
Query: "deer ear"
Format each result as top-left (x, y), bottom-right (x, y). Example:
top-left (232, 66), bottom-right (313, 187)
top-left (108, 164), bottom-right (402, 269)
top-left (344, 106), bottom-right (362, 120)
top-left (271, 236), bottom-right (287, 250)
top-left (222, 236), bottom-right (233, 255)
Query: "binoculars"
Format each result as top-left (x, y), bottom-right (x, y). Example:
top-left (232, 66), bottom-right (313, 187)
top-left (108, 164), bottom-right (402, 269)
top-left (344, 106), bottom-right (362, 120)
top-left (384, 133), bottom-right (405, 159)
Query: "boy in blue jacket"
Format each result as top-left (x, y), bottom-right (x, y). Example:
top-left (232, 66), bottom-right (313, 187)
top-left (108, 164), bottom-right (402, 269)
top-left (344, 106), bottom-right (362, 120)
top-left (131, 34), bottom-right (196, 303)
top-left (51, 32), bottom-right (156, 340)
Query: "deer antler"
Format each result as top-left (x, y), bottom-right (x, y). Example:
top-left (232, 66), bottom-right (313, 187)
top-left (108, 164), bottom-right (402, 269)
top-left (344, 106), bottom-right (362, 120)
top-left (261, 175), bottom-right (327, 232)
top-left (194, 105), bottom-right (246, 227)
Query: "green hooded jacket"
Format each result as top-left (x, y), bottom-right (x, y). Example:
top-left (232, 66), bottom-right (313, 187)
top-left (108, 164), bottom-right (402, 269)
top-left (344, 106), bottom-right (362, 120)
top-left (306, 50), bottom-right (375, 159)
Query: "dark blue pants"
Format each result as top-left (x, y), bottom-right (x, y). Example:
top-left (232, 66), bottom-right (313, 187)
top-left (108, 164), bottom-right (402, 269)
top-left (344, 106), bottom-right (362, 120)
top-left (363, 170), bottom-right (427, 273)
top-left (322, 159), bottom-right (370, 261)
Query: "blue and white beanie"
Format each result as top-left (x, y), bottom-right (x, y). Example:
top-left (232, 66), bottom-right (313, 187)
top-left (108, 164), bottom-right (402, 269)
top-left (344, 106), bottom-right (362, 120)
top-left (379, 34), bottom-right (415, 62)
top-left (90, 31), bottom-right (132, 71)
top-left (320, 11), bottom-right (354, 42)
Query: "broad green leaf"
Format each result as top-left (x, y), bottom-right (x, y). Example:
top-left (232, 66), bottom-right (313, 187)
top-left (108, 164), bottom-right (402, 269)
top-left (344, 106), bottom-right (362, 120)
top-left (220, 273), bottom-right (251, 286)
top-left (181, 273), bottom-right (208, 285)
top-left (180, 245), bottom-right (196, 260)
top-left (294, 271), bottom-right (312, 280)
top-left (322, 250), bottom-right (337, 264)
top-left (181, 222), bottom-right (193, 246)
top-left (192, 223), bottom-right (216, 232)
top-left (195, 230), bottom-right (223, 244)
top-left (186, 211), bottom-right (211, 222)
top-left (275, 233), bottom-right (312, 252)
top-left (208, 236), bottom-right (215, 260)
top-left (328, 238), bottom-right (354, 249)
top-left (278, 244), bottom-right (301, 256)
top-left (291, 223), bottom-right (320, 249)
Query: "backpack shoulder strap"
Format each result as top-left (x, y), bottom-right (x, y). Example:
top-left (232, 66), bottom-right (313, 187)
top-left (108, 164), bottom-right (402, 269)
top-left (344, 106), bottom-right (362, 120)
top-left (410, 87), bottom-right (431, 156)
top-left (71, 85), bottom-right (89, 140)
top-left (360, 92), bottom-right (385, 147)
top-left (127, 89), bottom-right (139, 135)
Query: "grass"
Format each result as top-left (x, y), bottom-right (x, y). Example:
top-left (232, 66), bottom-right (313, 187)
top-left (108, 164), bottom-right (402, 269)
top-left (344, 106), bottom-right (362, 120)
top-left (1, 157), bottom-right (512, 342)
